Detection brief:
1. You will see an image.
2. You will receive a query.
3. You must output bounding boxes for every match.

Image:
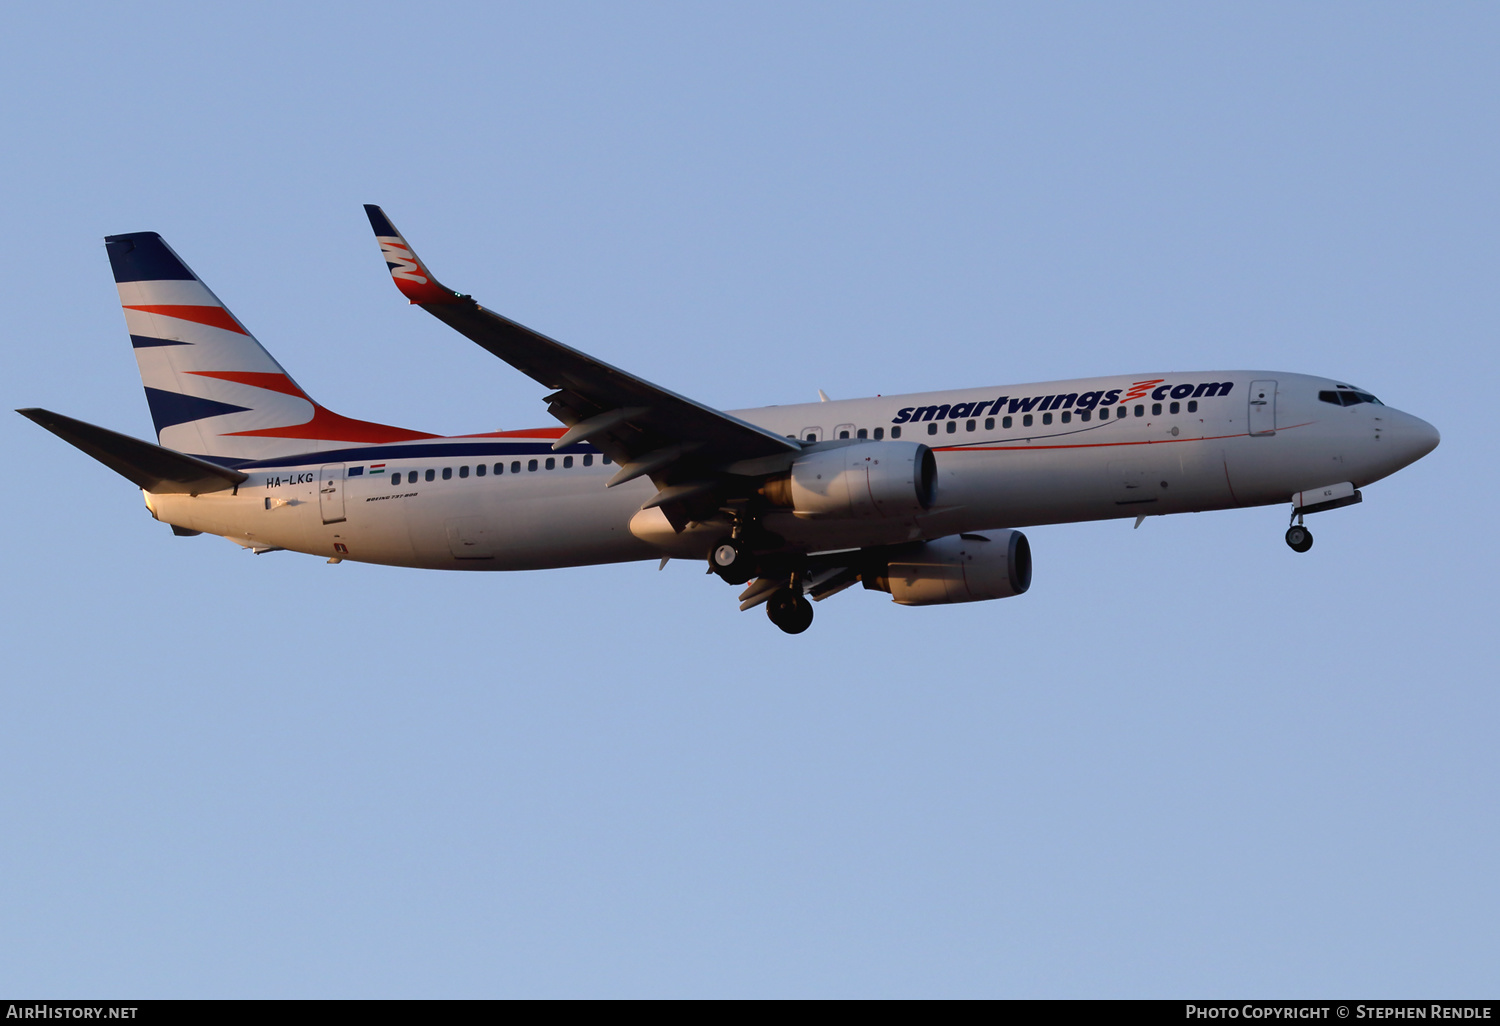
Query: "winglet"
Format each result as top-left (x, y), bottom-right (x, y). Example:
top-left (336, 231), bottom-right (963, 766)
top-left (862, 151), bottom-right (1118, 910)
top-left (363, 205), bottom-right (466, 305)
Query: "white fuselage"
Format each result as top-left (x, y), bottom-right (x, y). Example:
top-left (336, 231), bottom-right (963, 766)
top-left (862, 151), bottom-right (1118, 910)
top-left (143, 371), bottom-right (1438, 569)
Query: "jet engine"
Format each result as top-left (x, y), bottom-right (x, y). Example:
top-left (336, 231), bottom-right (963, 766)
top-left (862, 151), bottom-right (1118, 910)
top-left (760, 441), bottom-right (937, 520)
top-left (864, 531), bottom-right (1032, 605)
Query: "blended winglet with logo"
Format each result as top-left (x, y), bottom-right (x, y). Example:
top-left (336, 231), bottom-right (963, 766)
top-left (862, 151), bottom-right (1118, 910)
top-left (363, 205), bottom-right (466, 305)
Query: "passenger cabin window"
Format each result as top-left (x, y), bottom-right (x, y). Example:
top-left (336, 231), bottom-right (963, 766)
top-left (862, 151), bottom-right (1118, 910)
top-left (946, 421), bottom-right (956, 433)
top-left (1023, 414), bottom-right (1033, 427)
top-left (966, 419), bottom-right (976, 431)
top-left (425, 469), bottom-right (435, 482)
top-left (494, 463), bottom-right (504, 475)
top-left (1134, 405), bottom-right (1144, 417)
top-left (1003, 416), bottom-right (1013, 429)
top-left (1079, 410), bottom-right (1090, 422)
top-left (459, 466), bottom-right (469, 478)
top-left (891, 426), bottom-right (901, 438)
top-left (857, 428), bottom-right (867, 439)
top-left (1187, 401), bottom-right (1198, 413)
top-left (476, 464), bottom-right (486, 477)
top-left (563, 455), bottom-right (573, 468)
top-left (545, 457), bottom-right (555, 470)
top-left (985, 418), bottom-right (994, 430)
top-left (442, 467), bottom-right (452, 480)
top-left (1152, 403), bottom-right (1162, 416)
top-left (528, 459), bottom-right (538, 472)
top-left (392, 473), bottom-right (402, 486)
top-left (1169, 402), bottom-right (1179, 414)
top-left (928, 423), bottom-right (937, 435)
top-left (1061, 411), bottom-right (1071, 423)
top-left (874, 427), bottom-right (884, 440)
top-left (1042, 412), bottom-right (1052, 425)
top-left (511, 461), bottom-right (521, 474)
top-left (583, 454), bottom-right (593, 466)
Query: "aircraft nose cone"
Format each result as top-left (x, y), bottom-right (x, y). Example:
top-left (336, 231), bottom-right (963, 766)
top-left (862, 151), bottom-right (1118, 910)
top-left (1391, 411), bottom-right (1440, 467)
top-left (1412, 416), bottom-right (1440, 458)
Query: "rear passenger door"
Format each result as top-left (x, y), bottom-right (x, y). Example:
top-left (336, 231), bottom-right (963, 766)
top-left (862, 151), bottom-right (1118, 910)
top-left (318, 464), bottom-right (347, 524)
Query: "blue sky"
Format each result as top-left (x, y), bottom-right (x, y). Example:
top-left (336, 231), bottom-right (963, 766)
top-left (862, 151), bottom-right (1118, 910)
top-left (2, 2), bottom-right (1496, 997)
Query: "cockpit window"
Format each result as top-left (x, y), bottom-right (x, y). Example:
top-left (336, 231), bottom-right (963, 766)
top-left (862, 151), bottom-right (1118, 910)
top-left (1319, 389), bottom-right (1384, 407)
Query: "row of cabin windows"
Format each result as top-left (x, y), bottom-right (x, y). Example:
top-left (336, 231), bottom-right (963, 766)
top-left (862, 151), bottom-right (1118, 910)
top-left (390, 453), bottom-right (610, 485)
top-left (797, 427), bottom-right (894, 441)
top-left (799, 401), bottom-right (1204, 441)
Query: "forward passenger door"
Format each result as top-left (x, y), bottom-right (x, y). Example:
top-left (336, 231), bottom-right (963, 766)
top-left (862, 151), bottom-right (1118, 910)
top-left (1248, 380), bottom-right (1277, 436)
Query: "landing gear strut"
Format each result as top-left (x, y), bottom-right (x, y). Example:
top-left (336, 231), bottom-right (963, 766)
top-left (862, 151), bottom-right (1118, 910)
top-left (766, 587), bottom-right (814, 634)
top-left (1285, 524), bottom-right (1313, 553)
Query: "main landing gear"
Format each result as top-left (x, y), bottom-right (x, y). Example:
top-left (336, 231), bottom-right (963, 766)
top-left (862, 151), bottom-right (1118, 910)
top-left (766, 587), bottom-right (814, 634)
top-left (707, 510), bottom-right (811, 633)
top-left (709, 538), bottom-right (757, 585)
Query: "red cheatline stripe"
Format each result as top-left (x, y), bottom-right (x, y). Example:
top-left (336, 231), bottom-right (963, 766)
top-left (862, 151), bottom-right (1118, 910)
top-left (930, 421), bottom-right (1313, 453)
top-left (123, 304), bottom-right (248, 335)
top-left (457, 426), bottom-right (568, 439)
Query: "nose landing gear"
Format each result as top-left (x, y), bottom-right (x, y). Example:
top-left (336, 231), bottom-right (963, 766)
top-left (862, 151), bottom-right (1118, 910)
top-left (1284, 499), bottom-right (1317, 553)
top-left (1285, 524), bottom-right (1313, 552)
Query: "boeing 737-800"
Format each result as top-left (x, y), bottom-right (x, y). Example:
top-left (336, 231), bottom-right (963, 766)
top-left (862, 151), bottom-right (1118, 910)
top-left (19, 207), bottom-right (1440, 633)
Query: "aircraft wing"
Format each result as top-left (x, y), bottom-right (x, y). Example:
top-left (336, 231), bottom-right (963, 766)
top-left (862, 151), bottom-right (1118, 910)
top-left (363, 206), bottom-right (802, 526)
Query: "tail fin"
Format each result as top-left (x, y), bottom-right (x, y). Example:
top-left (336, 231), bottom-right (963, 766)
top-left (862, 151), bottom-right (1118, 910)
top-left (107, 232), bottom-right (435, 463)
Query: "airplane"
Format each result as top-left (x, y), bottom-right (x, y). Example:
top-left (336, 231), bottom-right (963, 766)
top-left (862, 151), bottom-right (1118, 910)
top-left (18, 206), bottom-right (1441, 634)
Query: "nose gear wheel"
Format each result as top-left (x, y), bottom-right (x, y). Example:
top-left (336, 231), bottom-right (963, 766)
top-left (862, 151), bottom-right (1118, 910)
top-left (1285, 525), bottom-right (1313, 553)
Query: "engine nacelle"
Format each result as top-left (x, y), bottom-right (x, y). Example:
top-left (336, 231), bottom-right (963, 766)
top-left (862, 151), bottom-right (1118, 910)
top-left (865, 531), bottom-right (1032, 605)
top-left (761, 441), bottom-right (937, 520)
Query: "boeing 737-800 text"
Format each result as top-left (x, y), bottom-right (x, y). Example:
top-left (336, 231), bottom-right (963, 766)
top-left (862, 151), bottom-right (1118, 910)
top-left (19, 207), bottom-right (1440, 633)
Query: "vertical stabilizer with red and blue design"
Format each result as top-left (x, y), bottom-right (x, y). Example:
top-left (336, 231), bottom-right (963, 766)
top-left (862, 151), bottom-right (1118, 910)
top-left (107, 232), bottom-right (435, 462)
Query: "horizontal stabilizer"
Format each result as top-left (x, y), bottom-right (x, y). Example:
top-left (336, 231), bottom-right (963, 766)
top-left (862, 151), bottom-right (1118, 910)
top-left (17, 408), bottom-right (248, 494)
